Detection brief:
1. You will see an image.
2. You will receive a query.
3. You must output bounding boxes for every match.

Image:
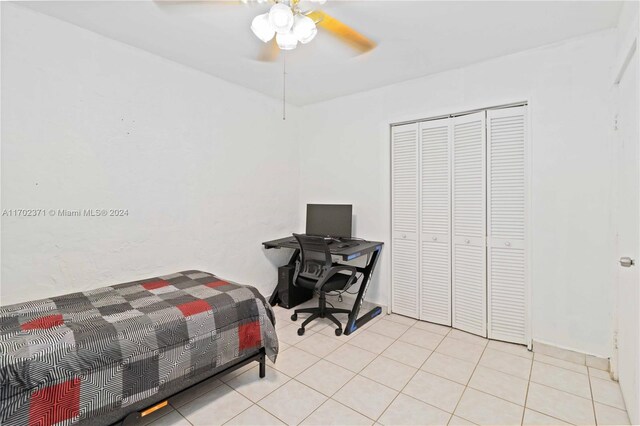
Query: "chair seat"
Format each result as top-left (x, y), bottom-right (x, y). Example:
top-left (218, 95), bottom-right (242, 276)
top-left (296, 273), bottom-right (352, 292)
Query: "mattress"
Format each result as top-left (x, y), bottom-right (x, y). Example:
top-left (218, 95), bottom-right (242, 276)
top-left (0, 270), bottom-right (278, 426)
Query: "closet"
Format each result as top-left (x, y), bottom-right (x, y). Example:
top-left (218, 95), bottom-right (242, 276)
top-left (391, 105), bottom-right (528, 344)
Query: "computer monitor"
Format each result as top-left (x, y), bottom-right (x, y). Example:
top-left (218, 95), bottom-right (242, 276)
top-left (306, 204), bottom-right (353, 239)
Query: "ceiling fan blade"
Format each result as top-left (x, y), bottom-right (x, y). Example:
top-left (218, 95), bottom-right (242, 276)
top-left (258, 38), bottom-right (281, 62)
top-left (307, 10), bottom-right (376, 53)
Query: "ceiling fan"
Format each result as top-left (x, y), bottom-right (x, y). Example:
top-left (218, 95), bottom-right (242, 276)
top-left (158, 0), bottom-right (376, 62)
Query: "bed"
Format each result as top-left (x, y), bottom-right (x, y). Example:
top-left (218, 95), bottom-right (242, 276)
top-left (0, 270), bottom-right (279, 426)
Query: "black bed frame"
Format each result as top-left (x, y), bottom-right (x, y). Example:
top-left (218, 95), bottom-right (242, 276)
top-left (118, 348), bottom-right (266, 426)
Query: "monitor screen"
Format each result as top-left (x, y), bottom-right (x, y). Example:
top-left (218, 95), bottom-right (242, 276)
top-left (306, 204), bottom-right (353, 238)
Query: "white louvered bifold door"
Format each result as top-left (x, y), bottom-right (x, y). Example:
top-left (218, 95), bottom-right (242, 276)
top-left (391, 123), bottom-right (420, 318)
top-left (487, 106), bottom-right (528, 344)
top-left (452, 111), bottom-right (487, 337)
top-left (419, 119), bottom-right (452, 325)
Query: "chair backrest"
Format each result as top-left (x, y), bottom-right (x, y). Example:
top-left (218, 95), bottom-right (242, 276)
top-left (293, 233), bottom-right (333, 284)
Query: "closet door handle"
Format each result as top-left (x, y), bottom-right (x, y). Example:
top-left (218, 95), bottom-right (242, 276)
top-left (620, 257), bottom-right (634, 267)
top-left (465, 239), bottom-right (470, 244)
top-left (505, 241), bottom-right (511, 247)
top-left (432, 236), bottom-right (438, 241)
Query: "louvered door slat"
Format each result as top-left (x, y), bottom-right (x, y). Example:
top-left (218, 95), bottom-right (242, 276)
top-left (392, 123), bottom-right (419, 318)
top-left (487, 106), bottom-right (528, 344)
top-left (452, 112), bottom-right (487, 337)
top-left (419, 119), bottom-right (451, 325)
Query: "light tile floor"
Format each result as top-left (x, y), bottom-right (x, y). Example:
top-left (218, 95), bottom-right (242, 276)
top-left (147, 301), bottom-right (630, 426)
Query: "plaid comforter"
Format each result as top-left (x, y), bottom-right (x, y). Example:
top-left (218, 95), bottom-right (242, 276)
top-left (0, 270), bottom-right (278, 426)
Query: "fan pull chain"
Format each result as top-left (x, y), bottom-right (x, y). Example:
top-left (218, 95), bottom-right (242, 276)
top-left (282, 51), bottom-right (287, 120)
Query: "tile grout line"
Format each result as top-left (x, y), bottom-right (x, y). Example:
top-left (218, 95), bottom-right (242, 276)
top-left (251, 311), bottom-right (387, 425)
top-left (527, 380), bottom-right (597, 403)
top-left (588, 368), bottom-right (599, 425)
top-left (295, 315), bottom-right (400, 425)
top-left (460, 370), bottom-right (597, 420)
top-left (331, 325), bottom-right (446, 369)
top-left (369, 324), bottom-right (442, 424)
top-left (431, 345), bottom-right (528, 384)
top-left (180, 308), bottom-right (628, 426)
top-left (324, 324), bottom-right (626, 421)
top-left (242, 370), bottom-right (316, 425)
top-left (373, 324), bottom-right (454, 425)
top-left (221, 402), bottom-right (258, 426)
top-left (588, 375), bottom-right (631, 411)
top-left (519, 344), bottom-right (536, 425)
top-left (279, 336), bottom-right (335, 378)
top-left (184, 309), bottom-right (472, 425)
top-left (279, 314), bottom-right (545, 424)
top-left (446, 336), bottom-right (491, 425)
top-left (527, 376), bottom-right (596, 401)
top-left (295, 316), bottom-right (418, 424)
top-left (150, 405), bottom-right (194, 426)
top-left (222, 369), bottom-right (297, 426)
top-left (522, 380), bottom-right (611, 425)
top-left (534, 353), bottom-right (596, 376)
top-left (525, 407), bottom-right (578, 426)
top-left (285, 311), bottom-right (532, 376)
top-left (172, 405), bottom-right (195, 426)
top-left (252, 347), bottom-right (349, 426)
top-left (465, 351), bottom-right (621, 414)
top-left (212, 343), bottom-right (297, 426)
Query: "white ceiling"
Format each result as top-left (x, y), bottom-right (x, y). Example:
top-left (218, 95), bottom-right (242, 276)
top-left (18, 1), bottom-right (623, 105)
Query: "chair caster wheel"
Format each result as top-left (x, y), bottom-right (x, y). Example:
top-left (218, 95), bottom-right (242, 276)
top-left (297, 327), bottom-right (305, 336)
top-left (291, 313), bottom-right (298, 321)
top-left (335, 328), bottom-right (342, 336)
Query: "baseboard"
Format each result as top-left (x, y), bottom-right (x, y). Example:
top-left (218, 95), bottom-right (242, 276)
top-left (533, 340), bottom-right (610, 372)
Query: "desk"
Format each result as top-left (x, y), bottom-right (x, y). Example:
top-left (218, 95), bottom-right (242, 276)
top-left (262, 236), bottom-right (384, 335)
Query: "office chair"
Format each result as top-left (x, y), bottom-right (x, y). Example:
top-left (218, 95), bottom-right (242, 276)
top-left (290, 233), bottom-right (358, 336)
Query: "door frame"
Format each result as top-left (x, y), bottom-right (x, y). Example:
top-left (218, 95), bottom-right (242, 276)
top-left (611, 26), bottom-right (639, 423)
top-left (611, 26), bottom-right (639, 379)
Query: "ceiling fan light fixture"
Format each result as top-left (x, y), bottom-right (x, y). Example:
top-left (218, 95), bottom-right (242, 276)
top-left (276, 31), bottom-right (298, 50)
top-left (251, 13), bottom-right (275, 42)
top-left (269, 3), bottom-right (294, 34)
top-left (292, 14), bottom-right (317, 44)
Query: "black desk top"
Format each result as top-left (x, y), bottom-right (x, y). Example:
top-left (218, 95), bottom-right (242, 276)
top-left (262, 236), bottom-right (383, 261)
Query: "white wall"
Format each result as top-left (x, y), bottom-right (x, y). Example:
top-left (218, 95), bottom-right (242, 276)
top-left (0, 2), bottom-right (625, 359)
top-left (298, 30), bottom-right (618, 357)
top-left (0, 3), bottom-right (300, 304)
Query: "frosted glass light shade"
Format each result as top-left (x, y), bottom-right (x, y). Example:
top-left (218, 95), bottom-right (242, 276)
top-left (269, 3), bottom-right (294, 34)
top-left (292, 14), bottom-right (317, 44)
top-left (251, 13), bottom-right (275, 42)
top-left (276, 31), bottom-right (298, 50)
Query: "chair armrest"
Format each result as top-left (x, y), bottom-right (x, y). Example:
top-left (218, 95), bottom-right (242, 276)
top-left (315, 265), bottom-right (358, 292)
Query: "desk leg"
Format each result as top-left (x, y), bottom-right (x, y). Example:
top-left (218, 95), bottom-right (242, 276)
top-left (268, 249), bottom-right (300, 306)
top-left (344, 247), bottom-right (383, 335)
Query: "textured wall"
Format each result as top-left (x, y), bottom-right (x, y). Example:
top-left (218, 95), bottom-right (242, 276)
top-left (298, 30), bottom-right (617, 357)
top-left (1, 4), bottom-right (301, 303)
